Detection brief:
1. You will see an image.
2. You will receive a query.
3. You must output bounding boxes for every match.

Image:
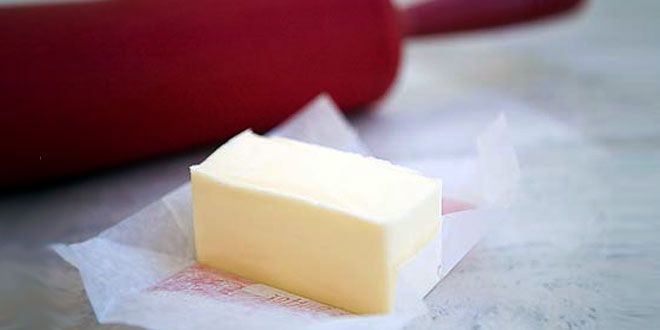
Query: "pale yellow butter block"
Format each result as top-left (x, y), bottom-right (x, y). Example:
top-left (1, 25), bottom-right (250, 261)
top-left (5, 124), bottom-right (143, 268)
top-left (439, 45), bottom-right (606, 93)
top-left (191, 130), bottom-right (441, 314)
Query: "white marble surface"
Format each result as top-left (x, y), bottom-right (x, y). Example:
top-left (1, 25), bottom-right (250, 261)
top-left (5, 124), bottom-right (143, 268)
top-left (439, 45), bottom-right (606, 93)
top-left (1, 0), bottom-right (659, 328)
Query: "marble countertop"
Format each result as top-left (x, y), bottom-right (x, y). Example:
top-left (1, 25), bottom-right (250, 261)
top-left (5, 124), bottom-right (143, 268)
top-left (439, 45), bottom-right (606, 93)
top-left (1, 0), bottom-right (658, 328)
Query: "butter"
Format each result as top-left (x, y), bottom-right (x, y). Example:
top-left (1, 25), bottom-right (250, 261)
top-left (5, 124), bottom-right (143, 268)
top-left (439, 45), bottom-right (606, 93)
top-left (191, 130), bottom-right (441, 314)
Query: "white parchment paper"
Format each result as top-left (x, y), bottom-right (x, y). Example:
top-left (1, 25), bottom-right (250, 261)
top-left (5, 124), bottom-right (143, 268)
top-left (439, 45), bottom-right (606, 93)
top-left (53, 95), bottom-right (519, 330)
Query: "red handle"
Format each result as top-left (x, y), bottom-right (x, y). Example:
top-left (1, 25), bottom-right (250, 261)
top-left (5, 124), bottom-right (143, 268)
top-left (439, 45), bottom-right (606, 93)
top-left (402, 0), bottom-right (585, 37)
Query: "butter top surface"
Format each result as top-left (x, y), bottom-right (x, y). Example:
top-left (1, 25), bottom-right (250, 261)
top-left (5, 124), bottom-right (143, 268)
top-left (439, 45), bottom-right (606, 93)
top-left (192, 130), bottom-right (439, 222)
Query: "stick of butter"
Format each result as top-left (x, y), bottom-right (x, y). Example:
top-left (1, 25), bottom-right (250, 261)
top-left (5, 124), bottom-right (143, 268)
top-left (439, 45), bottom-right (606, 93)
top-left (191, 130), bottom-right (441, 314)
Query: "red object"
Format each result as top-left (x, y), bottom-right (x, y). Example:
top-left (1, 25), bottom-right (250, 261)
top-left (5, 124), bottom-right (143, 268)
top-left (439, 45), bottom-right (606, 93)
top-left (0, 0), bottom-right (583, 187)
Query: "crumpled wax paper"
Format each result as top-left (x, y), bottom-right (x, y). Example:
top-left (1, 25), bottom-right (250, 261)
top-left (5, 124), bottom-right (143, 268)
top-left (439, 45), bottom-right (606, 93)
top-left (53, 95), bottom-right (520, 330)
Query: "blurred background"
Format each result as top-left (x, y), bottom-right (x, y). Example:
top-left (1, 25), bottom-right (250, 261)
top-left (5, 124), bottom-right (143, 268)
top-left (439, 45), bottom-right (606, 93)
top-left (1, 0), bottom-right (659, 328)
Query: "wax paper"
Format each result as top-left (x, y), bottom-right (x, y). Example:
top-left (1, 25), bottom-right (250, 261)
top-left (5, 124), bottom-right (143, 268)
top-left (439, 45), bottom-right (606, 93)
top-left (53, 95), bottom-right (519, 330)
